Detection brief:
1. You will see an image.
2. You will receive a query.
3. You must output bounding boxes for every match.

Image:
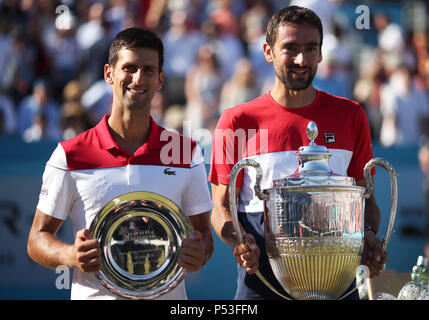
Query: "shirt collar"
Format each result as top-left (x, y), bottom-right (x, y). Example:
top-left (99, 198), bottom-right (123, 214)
top-left (95, 114), bottom-right (163, 153)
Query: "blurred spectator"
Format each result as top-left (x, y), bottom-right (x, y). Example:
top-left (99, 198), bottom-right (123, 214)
top-left (0, 92), bottom-right (17, 135)
top-left (185, 45), bottom-right (223, 130)
top-left (166, 0), bottom-right (205, 30)
top-left (402, 30), bottom-right (419, 72)
top-left (38, 0), bottom-right (64, 65)
top-left (17, 79), bottom-right (61, 142)
top-left (413, 31), bottom-right (429, 95)
top-left (0, 18), bottom-right (17, 93)
top-left (209, 0), bottom-right (241, 37)
top-left (44, 19), bottom-right (81, 99)
top-left (0, 0), bottom-right (26, 28)
top-left (240, 0), bottom-right (274, 88)
top-left (219, 58), bottom-right (260, 113)
top-left (9, 27), bottom-right (37, 100)
top-left (104, 0), bottom-right (127, 35)
top-left (150, 91), bottom-right (167, 125)
top-left (81, 17), bottom-right (114, 87)
top-left (81, 79), bottom-right (113, 125)
top-left (61, 102), bottom-right (93, 141)
top-left (353, 52), bottom-right (388, 141)
top-left (313, 54), bottom-right (350, 98)
top-left (76, 1), bottom-right (105, 52)
top-left (289, 0), bottom-right (339, 35)
top-left (163, 104), bottom-right (186, 134)
top-left (373, 12), bottom-right (404, 57)
top-left (320, 23), bottom-right (353, 97)
top-left (22, 111), bottom-right (50, 143)
top-left (162, 9), bottom-right (206, 106)
top-left (60, 80), bottom-right (92, 140)
top-left (201, 19), bottom-right (245, 79)
top-left (379, 64), bottom-right (429, 147)
top-left (140, 0), bottom-right (167, 30)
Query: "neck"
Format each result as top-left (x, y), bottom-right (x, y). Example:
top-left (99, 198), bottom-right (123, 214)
top-left (107, 106), bottom-right (151, 155)
top-left (270, 80), bottom-right (317, 108)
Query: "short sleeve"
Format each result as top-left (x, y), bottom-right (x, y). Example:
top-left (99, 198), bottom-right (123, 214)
top-left (208, 110), bottom-right (244, 187)
top-left (36, 144), bottom-right (75, 220)
top-left (347, 105), bottom-right (374, 180)
top-left (182, 144), bottom-right (213, 216)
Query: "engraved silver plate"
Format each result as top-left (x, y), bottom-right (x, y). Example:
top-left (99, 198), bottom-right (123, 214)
top-left (89, 191), bottom-right (193, 299)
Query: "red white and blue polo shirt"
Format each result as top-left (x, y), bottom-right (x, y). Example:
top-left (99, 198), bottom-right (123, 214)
top-left (209, 90), bottom-right (373, 213)
top-left (37, 115), bottom-right (213, 300)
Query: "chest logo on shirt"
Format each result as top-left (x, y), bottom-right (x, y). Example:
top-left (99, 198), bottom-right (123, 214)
top-left (324, 132), bottom-right (336, 144)
top-left (164, 168), bottom-right (176, 176)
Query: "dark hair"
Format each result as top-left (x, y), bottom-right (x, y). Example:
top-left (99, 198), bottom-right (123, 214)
top-left (266, 6), bottom-right (323, 48)
top-left (108, 28), bottom-right (164, 71)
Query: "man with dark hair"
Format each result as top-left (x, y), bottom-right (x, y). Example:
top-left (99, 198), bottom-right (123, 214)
top-left (108, 27), bottom-right (164, 71)
top-left (209, 6), bottom-right (386, 300)
top-left (265, 5), bottom-right (323, 50)
top-left (27, 28), bottom-right (213, 300)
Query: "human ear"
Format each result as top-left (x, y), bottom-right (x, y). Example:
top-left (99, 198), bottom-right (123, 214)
top-left (157, 70), bottom-right (165, 91)
top-left (104, 64), bottom-right (113, 85)
top-left (263, 43), bottom-right (274, 63)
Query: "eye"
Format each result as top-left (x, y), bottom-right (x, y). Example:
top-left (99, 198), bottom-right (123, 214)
top-left (144, 66), bottom-right (156, 75)
top-left (123, 65), bottom-right (137, 73)
top-left (283, 45), bottom-right (295, 52)
top-left (306, 47), bottom-right (319, 53)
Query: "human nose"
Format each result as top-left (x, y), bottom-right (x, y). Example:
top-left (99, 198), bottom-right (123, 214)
top-left (293, 52), bottom-right (306, 66)
top-left (133, 69), bottom-right (144, 85)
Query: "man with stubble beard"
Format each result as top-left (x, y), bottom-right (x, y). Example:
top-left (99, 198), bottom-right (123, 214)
top-left (209, 6), bottom-right (386, 300)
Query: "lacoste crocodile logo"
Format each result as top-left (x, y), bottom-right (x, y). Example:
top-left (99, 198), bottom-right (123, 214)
top-left (164, 168), bottom-right (176, 175)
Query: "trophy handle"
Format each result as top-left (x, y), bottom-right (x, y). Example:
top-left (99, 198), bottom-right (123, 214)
top-left (363, 158), bottom-right (398, 251)
top-left (228, 159), bottom-right (292, 300)
top-left (228, 159), bottom-right (268, 243)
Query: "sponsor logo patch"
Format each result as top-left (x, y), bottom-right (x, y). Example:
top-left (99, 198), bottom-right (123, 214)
top-left (40, 187), bottom-right (48, 196)
top-left (324, 132), bottom-right (336, 144)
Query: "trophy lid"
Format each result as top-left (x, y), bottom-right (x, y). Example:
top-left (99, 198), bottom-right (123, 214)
top-left (295, 121), bottom-right (331, 172)
top-left (273, 121), bottom-right (355, 188)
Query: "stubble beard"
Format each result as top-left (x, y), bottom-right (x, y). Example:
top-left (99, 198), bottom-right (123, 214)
top-left (275, 65), bottom-right (318, 90)
top-left (122, 88), bottom-right (151, 111)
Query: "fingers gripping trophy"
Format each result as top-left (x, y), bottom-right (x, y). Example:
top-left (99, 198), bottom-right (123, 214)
top-left (228, 121), bottom-right (398, 300)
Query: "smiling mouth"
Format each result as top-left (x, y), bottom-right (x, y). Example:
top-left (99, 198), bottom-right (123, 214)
top-left (290, 68), bottom-right (309, 75)
top-left (127, 88), bottom-right (147, 95)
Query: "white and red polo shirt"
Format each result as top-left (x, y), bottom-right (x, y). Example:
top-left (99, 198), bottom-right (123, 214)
top-left (37, 115), bottom-right (213, 300)
top-left (209, 90), bottom-right (374, 213)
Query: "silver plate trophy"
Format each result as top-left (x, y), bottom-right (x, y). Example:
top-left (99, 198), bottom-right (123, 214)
top-left (89, 191), bottom-right (193, 299)
top-left (229, 121), bottom-right (398, 300)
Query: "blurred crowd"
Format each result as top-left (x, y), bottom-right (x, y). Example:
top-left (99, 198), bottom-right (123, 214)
top-left (1, 0), bottom-right (429, 148)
